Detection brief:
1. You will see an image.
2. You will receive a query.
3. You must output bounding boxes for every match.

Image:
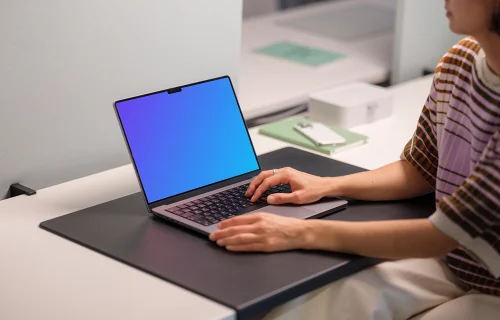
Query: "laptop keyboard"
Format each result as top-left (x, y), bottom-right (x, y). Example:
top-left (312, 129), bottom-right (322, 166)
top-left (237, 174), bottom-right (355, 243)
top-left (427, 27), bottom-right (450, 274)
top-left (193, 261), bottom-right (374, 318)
top-left (165, 183), bottom-right (292, 226)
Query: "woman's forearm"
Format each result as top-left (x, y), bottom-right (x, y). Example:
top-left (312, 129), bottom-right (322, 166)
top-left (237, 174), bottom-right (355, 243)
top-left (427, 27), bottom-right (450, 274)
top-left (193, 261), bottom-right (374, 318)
top-left (324, 160), bottom-right (434, 201)
top-left (301, 219), bottom-right (458, 260)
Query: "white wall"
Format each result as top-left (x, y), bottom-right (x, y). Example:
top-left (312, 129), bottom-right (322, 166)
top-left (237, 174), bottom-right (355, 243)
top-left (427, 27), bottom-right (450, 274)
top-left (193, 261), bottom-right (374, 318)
top-left (392, 0), bottom-right (463, 84)
top-left (243, 0), bottom-right (278, 18)
top-left (0, 0), bottom-right (243, 199)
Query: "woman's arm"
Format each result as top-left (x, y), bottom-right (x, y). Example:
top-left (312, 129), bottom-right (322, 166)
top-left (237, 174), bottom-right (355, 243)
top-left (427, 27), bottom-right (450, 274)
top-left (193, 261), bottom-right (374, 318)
top-left (245, 159), bottom-right (434, 206)
top-left (301, 218), bottom-right (458, 259)
top-left (210, 213), bottom-right (458, 257)
top-left (325, 160), bottom-right (434, 201)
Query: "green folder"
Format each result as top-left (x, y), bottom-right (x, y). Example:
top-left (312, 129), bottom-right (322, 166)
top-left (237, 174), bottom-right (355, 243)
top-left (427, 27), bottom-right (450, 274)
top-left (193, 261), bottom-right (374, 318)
top-left (259, 117), bottom-right (368, 155)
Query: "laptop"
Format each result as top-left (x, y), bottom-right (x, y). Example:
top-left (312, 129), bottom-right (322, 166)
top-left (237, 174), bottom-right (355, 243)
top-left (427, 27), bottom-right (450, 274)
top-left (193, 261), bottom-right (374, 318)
top-left (113, 76), bottom-right (347, 235)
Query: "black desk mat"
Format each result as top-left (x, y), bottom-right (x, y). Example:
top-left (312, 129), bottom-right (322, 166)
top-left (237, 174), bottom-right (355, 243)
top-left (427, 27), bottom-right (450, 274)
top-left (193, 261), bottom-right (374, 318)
top-left (40, 147), bottom-right (435, 319)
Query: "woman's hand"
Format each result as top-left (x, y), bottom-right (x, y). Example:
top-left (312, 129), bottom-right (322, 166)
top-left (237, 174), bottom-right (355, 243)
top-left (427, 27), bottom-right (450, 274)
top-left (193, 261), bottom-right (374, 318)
top-left (209, 212), bottom-right (310, 252)
top-left (246, 167), bottom-right (330, 205)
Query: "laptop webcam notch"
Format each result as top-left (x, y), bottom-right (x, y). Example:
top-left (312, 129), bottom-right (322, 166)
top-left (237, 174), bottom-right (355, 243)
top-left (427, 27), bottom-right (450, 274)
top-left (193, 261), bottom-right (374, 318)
top-left (167, 87), bottom-right (182, 94)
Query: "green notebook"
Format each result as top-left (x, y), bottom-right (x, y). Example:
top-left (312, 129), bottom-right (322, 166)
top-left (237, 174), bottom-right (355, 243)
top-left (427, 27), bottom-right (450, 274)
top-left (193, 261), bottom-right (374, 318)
top-left (259, 117), bottom-right (368, 155)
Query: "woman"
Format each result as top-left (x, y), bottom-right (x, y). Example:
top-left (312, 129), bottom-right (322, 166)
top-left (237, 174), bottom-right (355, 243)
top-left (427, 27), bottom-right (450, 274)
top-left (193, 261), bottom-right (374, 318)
top-left (210, 0), bottom-right (500, 319)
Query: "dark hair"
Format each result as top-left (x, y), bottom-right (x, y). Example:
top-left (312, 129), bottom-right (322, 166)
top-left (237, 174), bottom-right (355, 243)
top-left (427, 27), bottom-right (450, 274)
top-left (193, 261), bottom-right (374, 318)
top-left (492, 5), bottom-right (500, 35)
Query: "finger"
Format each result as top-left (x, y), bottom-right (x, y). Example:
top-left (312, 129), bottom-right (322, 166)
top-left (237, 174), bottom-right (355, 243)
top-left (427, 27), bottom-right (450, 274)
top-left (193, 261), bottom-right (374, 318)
top-left (267, 192), bottom-right (300, 205)
top-left (246, 170), bottom-right (273, 197)
top-left (209, 225), bottom-right (260, 241)
top-left (216, 233), bottom-right (263, 247)
top-left (251, 174), bottom-right (288, 202)
top-left (226, 243), bottom-right (269, 252)
top-left (218, 213), bottom-right (262, 229)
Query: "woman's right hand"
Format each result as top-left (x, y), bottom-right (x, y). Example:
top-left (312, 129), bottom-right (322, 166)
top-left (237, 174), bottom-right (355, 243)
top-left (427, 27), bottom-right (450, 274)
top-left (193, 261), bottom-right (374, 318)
top-left (245, 167), bottom-right (332, 205)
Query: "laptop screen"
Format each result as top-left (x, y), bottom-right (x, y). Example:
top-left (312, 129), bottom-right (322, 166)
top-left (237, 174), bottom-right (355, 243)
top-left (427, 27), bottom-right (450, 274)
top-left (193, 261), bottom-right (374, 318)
top-left (115, 77), bottom-right (260, 204)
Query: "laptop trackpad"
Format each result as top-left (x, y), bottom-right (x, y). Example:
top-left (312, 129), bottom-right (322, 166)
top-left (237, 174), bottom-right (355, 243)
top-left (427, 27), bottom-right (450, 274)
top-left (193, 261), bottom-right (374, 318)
top-left (262, 205), bottom-right (315, 219)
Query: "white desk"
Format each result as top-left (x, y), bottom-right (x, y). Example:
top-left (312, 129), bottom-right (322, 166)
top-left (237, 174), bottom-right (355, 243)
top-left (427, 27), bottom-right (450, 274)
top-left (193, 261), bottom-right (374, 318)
top-left (249, 75), bottom-right (433, 170)
top-left (0, 75), bottom-right (433, 320)
top-left (239, 0), bottom-right (394, 119)
top-left (0, 169), bottom-right (234, 320)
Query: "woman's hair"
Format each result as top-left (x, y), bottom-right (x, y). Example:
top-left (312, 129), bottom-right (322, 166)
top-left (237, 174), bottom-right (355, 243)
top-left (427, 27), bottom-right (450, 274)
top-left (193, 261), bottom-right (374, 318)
top-left (492, 4), bottom-right (500, 35)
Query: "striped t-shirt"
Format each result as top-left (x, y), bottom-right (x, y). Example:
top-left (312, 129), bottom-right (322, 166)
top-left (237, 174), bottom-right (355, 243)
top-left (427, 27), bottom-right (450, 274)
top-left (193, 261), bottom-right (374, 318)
top-left (401, 37), bottom-right (500, 296)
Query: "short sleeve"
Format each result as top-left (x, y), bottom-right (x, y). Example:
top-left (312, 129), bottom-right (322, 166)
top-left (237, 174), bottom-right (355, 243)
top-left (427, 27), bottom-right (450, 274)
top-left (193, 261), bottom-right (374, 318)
top-left (400, 75), bottom-right (440, 188)
top-left (430, 131), bottom-right (500, 278)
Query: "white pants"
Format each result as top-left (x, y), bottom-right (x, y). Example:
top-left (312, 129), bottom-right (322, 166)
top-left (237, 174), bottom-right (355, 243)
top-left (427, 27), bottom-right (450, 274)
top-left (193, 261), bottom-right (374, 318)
top-left (261, 258), bottom-right (500, 320)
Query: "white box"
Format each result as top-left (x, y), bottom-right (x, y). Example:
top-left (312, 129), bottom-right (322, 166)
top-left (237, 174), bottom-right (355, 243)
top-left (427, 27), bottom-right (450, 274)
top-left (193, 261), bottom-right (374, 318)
top-left (308, 82), bottom-right (393, 128)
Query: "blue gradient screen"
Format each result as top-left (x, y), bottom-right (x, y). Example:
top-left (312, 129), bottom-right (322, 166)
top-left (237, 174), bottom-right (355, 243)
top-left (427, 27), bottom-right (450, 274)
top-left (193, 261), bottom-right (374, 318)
top-left (115, 77), bottom-right (260, 204)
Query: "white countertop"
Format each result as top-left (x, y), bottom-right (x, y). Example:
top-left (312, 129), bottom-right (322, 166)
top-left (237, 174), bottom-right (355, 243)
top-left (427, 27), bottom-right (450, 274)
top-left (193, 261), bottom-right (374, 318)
top-left (249, 75), bottom-right (433, 170)
top-left (0, 75), bottom-right (433, 320)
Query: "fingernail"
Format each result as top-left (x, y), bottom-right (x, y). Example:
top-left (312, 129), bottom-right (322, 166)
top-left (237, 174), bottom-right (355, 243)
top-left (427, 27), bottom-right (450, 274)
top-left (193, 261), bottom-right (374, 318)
top-left (217, 240), bottom-right (224, 246)
top-left (268, 195), bottom-right (275, 203)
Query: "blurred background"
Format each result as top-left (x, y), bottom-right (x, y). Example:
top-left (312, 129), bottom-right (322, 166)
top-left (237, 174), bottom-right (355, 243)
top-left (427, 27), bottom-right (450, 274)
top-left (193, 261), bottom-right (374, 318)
top-left (244, 0), bottom-right (328, 18)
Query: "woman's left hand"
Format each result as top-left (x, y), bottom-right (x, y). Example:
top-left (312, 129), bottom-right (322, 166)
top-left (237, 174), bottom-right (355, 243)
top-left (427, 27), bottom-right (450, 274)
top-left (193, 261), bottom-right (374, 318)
top-left (209, 212), bottom-right (309, 252)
